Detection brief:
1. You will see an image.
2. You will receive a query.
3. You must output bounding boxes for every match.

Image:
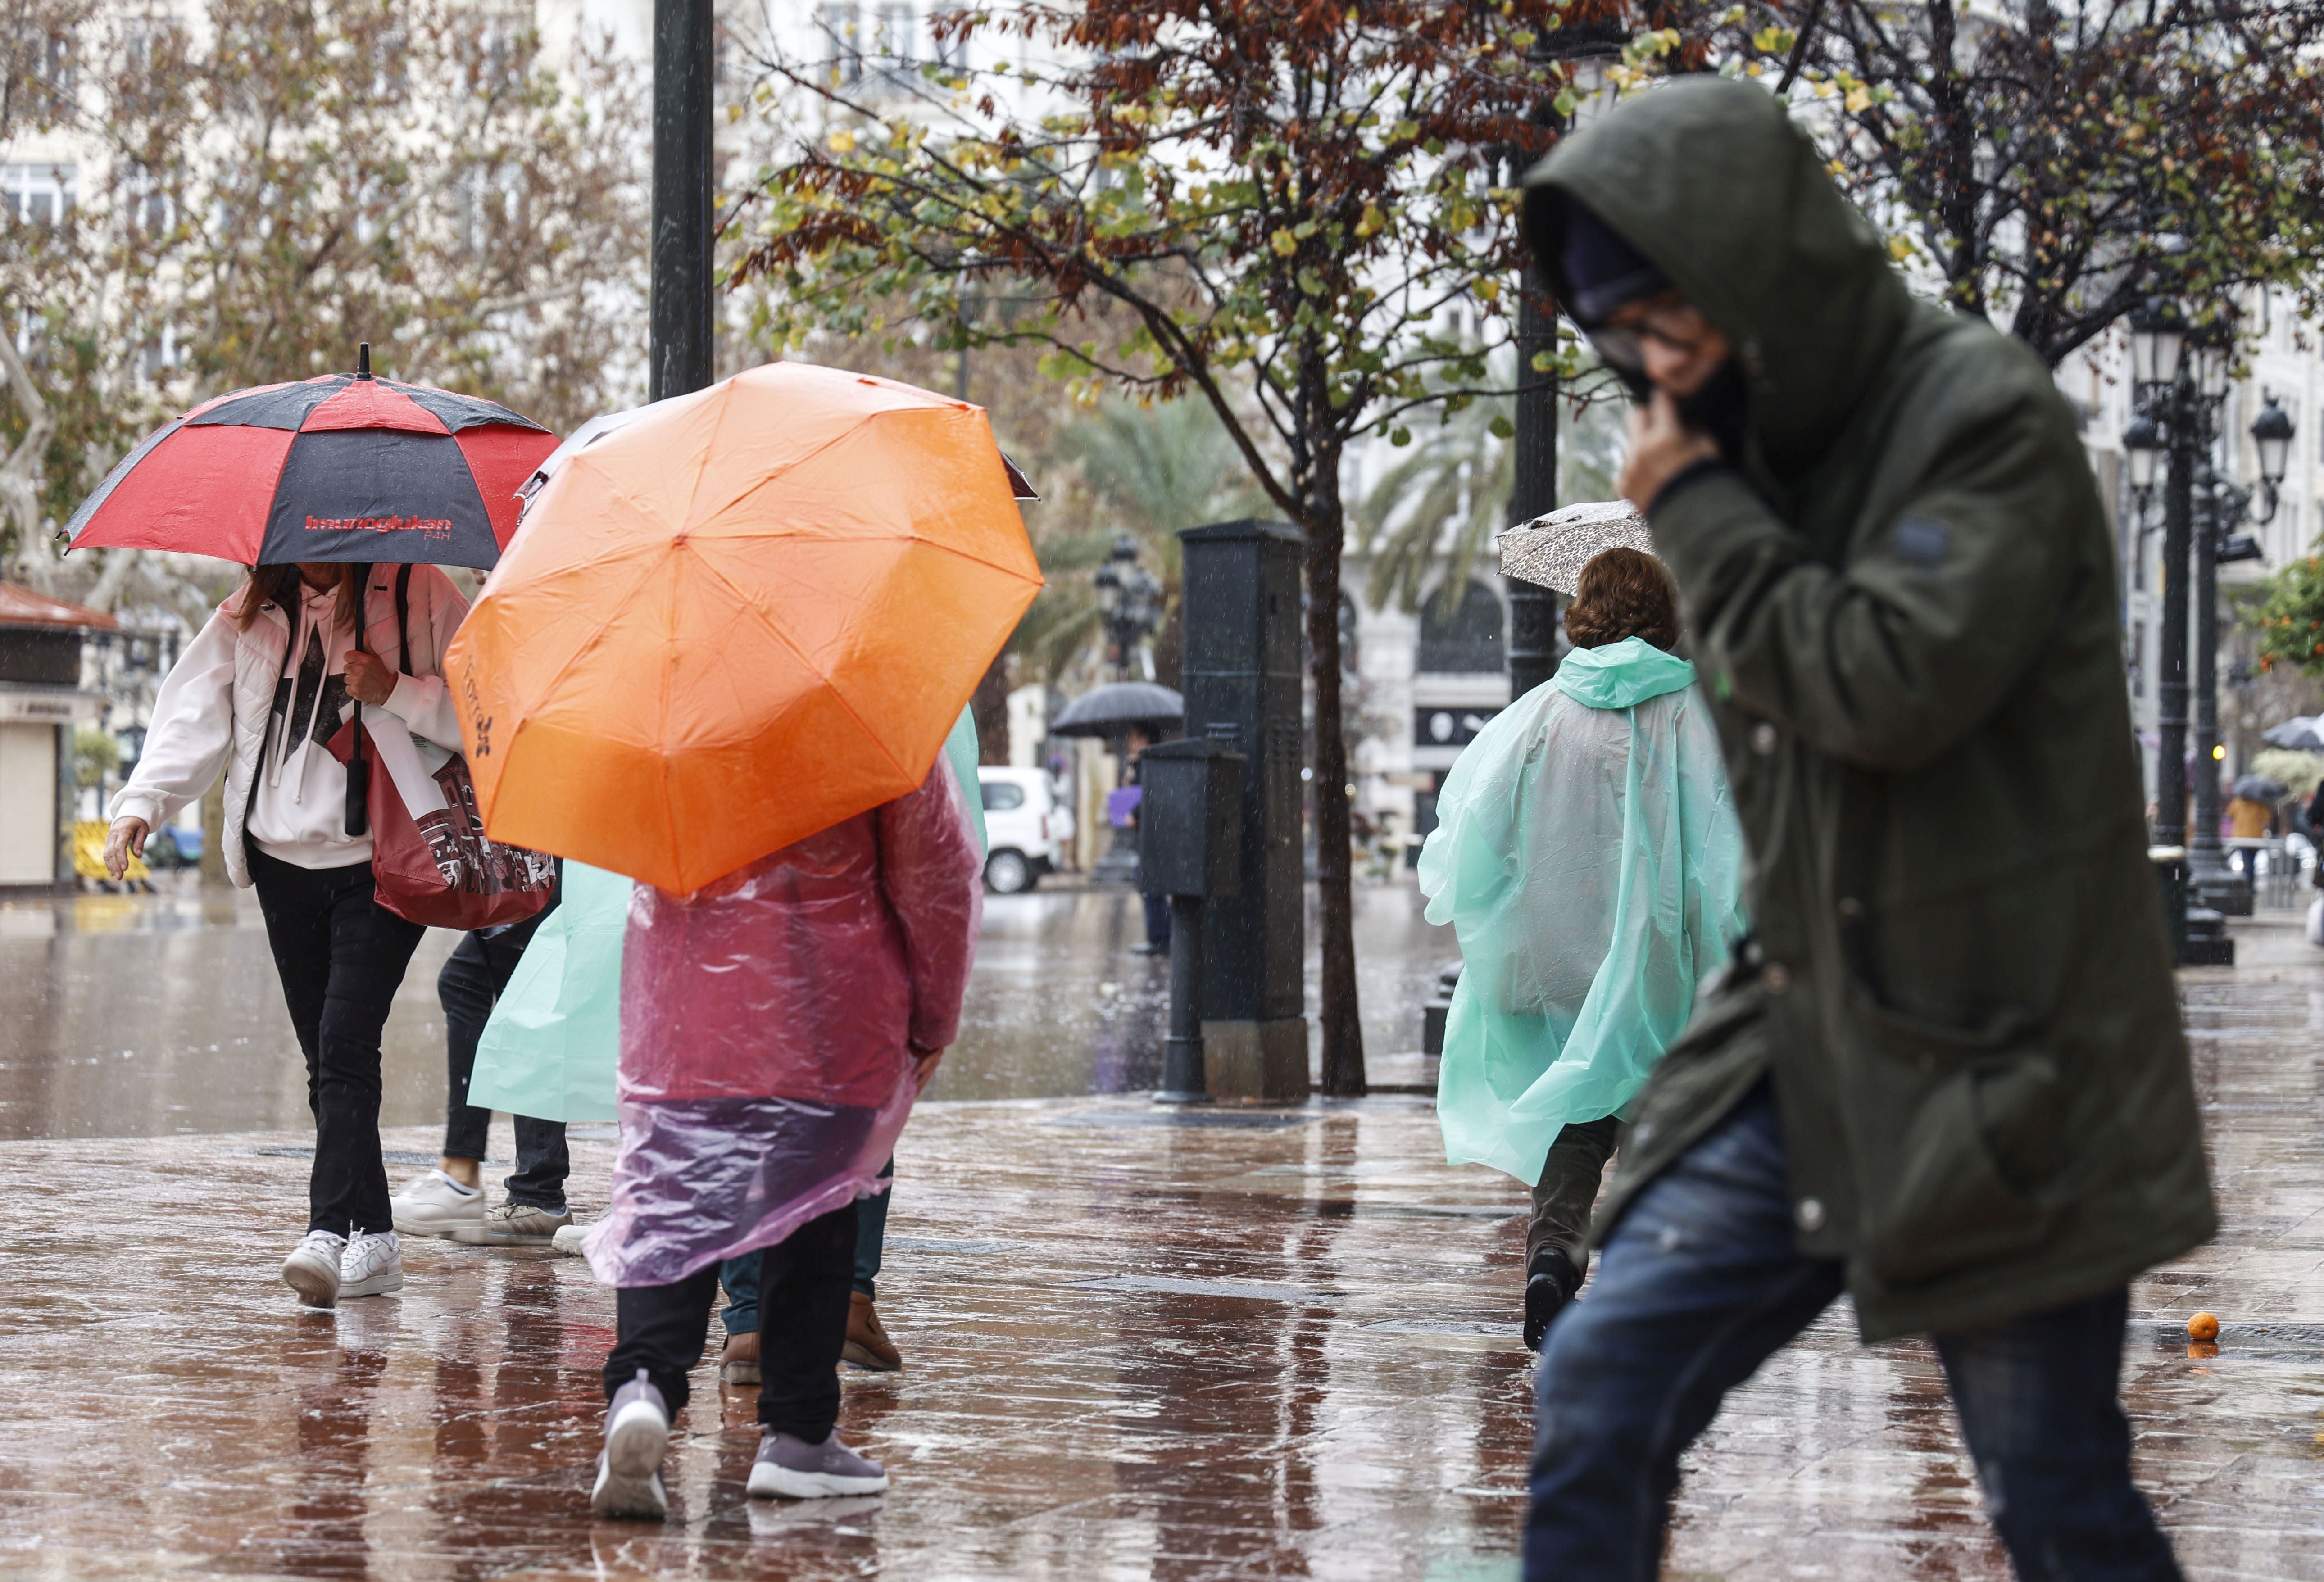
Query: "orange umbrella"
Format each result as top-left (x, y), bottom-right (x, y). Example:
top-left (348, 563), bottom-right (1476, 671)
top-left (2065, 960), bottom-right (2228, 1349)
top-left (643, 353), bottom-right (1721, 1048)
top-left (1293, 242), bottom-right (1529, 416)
top-left (442, 363), bottom-right (1043, 893)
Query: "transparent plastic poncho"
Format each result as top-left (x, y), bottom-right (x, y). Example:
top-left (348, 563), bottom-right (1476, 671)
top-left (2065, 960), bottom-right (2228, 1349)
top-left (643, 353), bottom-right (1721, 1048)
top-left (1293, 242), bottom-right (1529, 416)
top-left (582, 754), bottom-right (984, 1287)
top-left (1418, 637), bottom-right (1747, 1187)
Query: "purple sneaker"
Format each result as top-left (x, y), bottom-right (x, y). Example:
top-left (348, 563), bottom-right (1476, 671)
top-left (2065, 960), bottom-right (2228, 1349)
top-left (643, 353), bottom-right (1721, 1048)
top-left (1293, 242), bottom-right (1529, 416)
top-left (590, 1369), bottom-right (670, 1519)
top-left (745, 1429), bottom-right (889, 1499)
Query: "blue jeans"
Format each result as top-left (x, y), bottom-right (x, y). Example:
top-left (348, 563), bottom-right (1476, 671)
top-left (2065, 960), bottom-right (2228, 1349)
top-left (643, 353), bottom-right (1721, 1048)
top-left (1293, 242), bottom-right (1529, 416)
top-left (1527, 1083), bottom-right (2181, 1582)
top-left (722, 1157), bottom-right (893, 1335)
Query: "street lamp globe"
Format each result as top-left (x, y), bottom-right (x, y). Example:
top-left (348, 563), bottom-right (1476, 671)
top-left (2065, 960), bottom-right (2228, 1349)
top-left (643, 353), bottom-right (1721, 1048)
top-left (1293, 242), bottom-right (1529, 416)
top-left (2123, 410), bottom-right (2163, 494)
top-left (2129, 298), bottom-right (2186, 390)
top-left (2193, 323), bottom-right (2233, 402)
top-left (2252, 393), bottom-right (2295, 490)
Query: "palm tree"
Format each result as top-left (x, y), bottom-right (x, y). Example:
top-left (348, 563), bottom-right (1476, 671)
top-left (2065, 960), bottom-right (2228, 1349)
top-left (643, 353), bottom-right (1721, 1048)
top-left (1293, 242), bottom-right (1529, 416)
top-left (1012, 398), bottom-right (1266, 682)
top-left (1354, 390), bottom-right (1628, 619)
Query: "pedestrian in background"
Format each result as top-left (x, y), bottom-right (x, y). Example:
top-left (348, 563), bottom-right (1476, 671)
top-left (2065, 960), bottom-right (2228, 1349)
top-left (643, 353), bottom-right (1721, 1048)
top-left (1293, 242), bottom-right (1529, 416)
top-left (588, 758), bottom-right (981, 1519)
top-left (1420, 547), bottom-right (1745, 1351)
top-left (1519, 77), bottom-right (2211, 1580)
top-left (106, 560), bottom-right (474, 1309)
top-left (718, 1164), bottom-right (903, 1385)
top-left (390, 868), bottom-right (576, 1246)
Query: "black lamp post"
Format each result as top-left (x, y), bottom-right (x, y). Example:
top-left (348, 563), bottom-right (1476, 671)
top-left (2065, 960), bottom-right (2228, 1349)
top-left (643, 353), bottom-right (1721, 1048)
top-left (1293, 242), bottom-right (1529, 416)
top-left (2125, 301), bottom-right (2296, 957)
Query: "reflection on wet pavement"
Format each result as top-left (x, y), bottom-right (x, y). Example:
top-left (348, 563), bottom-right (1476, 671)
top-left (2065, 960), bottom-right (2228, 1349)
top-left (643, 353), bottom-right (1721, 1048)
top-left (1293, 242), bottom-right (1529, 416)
top-left (1, 889), bottom-right (2320, 1577)
top-left (0, 879), bottom-right (1457, 1135)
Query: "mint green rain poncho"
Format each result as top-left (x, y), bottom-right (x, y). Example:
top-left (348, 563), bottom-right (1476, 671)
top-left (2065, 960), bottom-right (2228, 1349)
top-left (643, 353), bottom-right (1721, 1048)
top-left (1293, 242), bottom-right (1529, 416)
top-left (1418, 637), bottom-right (1747, 1186)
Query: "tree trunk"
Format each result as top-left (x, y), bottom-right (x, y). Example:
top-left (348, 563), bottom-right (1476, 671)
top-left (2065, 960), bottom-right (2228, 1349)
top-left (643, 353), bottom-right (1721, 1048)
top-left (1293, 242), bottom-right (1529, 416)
top-left (971, 651), bottom-right (1011, 765)
top-left (1303, 468), bottom-right (1366, 1097)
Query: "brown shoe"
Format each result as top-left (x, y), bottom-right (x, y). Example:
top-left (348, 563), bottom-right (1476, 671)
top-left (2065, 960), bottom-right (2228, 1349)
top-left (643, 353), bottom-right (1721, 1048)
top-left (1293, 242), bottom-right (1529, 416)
top-left (721, 1329), bottom-right (761, 1385)
top-left (841, 1291), bottom-right (903, 1372)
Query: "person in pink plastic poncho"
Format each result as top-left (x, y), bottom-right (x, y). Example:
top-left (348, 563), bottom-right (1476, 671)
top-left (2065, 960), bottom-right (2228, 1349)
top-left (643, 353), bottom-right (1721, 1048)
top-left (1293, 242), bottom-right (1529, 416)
top-left (588, 759), bottom-right (982, 1517)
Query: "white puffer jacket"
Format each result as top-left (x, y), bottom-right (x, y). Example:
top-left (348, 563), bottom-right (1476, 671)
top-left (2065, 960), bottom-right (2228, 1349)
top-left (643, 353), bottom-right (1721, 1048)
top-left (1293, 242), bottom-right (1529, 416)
top-left (110, 566), bottom-right (470, 888)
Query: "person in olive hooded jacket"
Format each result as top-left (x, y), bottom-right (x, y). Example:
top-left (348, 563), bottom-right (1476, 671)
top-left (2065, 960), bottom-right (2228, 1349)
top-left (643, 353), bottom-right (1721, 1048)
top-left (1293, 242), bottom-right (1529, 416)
top-left (1518, 78), bottom-right (2211, 1581)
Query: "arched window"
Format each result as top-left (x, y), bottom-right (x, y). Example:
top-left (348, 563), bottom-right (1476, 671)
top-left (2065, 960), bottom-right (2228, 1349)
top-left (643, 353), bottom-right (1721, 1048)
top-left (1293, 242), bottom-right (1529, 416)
top-left (1417, 580), bottom-right (1503, 673)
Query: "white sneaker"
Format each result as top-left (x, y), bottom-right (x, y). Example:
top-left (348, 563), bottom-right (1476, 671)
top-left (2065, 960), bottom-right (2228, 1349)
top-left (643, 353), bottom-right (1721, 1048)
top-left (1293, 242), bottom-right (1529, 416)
top-left (390, 1170), bottom-right (486, 1242)
top-left (282, 1231), bottom-right (346, 1308)
top-left (340, 1230), bottom-right (404, 1298)
top-left (551, 1224), bottom-right (589, 1257)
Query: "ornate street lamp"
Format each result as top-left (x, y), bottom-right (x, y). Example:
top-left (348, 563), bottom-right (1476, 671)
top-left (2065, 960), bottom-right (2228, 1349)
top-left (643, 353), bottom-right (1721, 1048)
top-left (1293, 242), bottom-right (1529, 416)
top-left (1091, 533), bottom-right (1164, 681)
top-left (2251, 393), bottom-right (2295, 523)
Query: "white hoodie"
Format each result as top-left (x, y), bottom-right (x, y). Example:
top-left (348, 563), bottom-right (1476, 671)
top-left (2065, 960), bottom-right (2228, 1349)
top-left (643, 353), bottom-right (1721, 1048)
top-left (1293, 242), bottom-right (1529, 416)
top-left (111, 566), bottom-right (470, 883)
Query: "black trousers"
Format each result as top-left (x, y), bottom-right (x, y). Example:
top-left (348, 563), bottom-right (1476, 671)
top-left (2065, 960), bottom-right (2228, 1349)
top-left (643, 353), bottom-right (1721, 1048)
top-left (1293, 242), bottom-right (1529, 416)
top-left (249, 848), bottom-right (427, 1237)
top-left (439, 928), bottom-right (570, 1209)
top-left (604, 1200), bottom-right (858, 1441)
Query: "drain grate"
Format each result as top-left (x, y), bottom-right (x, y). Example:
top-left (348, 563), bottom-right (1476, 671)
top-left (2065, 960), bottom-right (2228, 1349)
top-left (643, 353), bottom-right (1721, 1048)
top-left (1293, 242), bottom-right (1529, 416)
top-left (243, 1146), bottom-right (512, 1167)
top-left (1045, 1110), bottom-right (1315, 1129)
top-left (1078, 1274), bottom-right (1348, 1304)
top-left (1361, 1318), bottom-right (1525, 1338)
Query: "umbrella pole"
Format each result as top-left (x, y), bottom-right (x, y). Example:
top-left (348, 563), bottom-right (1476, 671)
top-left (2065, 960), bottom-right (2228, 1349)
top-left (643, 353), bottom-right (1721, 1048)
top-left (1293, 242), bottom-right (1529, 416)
top-left (345, 565), bottom-right (371, 838)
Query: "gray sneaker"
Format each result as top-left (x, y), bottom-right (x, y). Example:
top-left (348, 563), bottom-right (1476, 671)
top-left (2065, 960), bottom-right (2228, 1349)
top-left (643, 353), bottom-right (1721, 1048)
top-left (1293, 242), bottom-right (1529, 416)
top-left (590, 1370), bottom-right (670, 1520)
top-left (481, 1202), bottom-right (572, 1245)
top-left (746, 1429), bottom-right (889, 1499)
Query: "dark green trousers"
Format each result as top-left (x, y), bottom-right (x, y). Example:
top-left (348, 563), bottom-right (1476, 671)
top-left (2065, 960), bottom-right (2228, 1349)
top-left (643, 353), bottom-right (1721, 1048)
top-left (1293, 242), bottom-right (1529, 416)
top-left (1527, 1116), bottom-right (1621, 1274)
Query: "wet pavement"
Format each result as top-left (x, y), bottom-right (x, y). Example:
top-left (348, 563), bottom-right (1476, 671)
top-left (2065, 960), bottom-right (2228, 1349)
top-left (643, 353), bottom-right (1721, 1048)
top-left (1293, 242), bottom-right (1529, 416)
top-left (0, 879), bottom-right (1453, 1139)
top-left (0, 887), bottom-right (2321, 1577)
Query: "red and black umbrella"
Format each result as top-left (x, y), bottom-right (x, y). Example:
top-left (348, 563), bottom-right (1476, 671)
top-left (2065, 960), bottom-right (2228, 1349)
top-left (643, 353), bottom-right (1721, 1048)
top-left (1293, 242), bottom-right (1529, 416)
top-left (65, 347), bottom-right (557, 569)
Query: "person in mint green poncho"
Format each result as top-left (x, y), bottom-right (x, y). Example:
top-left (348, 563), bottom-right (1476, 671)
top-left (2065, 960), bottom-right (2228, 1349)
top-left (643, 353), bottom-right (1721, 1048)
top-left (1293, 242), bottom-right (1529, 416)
top-left (1418, 548), bottom-right (1745, 1351)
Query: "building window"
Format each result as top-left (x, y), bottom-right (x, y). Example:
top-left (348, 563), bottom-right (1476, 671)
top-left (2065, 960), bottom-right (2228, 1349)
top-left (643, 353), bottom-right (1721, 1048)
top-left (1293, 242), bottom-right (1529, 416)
top-left (1417, 580), bottom-right (1504, 673)
top-left (876, 2), bottom-right (915, 65)
top-left (816, 3), bottom-right (863, 83)
top-left (2, 163), bottom-right (77, 224)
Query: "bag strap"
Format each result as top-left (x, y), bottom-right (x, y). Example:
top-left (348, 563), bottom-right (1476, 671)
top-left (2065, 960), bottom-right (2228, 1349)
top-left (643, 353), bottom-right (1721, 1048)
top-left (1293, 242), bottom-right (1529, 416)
top-left (394, 563), bottom-right (413, 677)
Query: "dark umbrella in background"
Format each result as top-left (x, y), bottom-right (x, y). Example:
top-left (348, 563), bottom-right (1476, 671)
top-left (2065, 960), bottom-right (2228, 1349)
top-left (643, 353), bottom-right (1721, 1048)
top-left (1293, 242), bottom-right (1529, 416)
top-left (2233, 774), bottom-right (2291, 802)
top-left (1051, 682), bottom-right (1185, 887)
top-left (1049, 681), bottom-right (1185, 738)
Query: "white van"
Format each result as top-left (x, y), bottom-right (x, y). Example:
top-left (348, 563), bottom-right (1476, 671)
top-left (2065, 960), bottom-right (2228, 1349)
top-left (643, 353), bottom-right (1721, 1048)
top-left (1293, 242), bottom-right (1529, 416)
top-left (976, 766), bottom-right (1068, 893)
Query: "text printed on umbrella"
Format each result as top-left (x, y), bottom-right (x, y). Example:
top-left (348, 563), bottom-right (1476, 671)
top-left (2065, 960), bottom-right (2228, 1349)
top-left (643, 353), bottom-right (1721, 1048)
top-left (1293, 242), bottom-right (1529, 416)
top-left (304, 514), bottom-right (455, 537)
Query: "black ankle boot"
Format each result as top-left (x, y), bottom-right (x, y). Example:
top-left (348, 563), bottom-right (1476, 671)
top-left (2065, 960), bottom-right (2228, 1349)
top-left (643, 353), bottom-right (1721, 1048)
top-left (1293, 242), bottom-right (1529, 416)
top-left (1524, 1247), bottom-right (1582, 1352)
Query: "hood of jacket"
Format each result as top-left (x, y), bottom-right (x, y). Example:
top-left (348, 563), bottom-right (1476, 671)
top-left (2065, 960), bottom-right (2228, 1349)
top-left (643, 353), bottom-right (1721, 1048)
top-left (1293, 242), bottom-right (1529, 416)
top-left (1524, 77), bottom-right (1920, 480)
top-left (1551, 636), bottom-right (1697, 711)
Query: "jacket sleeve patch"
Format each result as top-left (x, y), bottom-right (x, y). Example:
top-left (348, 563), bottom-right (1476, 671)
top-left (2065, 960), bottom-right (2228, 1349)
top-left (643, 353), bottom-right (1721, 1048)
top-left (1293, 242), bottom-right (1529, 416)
top-left (1892, 515), bottom-right (1952, 567)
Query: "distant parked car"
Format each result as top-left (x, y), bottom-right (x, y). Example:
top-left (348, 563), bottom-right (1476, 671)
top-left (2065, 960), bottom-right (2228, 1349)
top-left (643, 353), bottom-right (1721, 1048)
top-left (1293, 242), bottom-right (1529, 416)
top-left (977, 766), bottom-right (1066, 893)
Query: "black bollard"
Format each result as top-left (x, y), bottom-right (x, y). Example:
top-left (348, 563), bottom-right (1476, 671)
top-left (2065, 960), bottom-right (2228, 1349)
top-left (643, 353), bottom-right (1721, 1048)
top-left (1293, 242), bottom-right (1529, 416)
top-left (1158, 893), bottom-right (1211, 1104)
top-left (1138, 739), bottom-right (1245, 1106)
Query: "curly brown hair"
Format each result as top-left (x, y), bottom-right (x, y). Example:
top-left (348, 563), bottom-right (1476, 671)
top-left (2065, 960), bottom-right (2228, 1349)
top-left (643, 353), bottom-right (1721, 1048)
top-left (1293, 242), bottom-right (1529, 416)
top-left (1563, 547), bottom-right (1679, 651)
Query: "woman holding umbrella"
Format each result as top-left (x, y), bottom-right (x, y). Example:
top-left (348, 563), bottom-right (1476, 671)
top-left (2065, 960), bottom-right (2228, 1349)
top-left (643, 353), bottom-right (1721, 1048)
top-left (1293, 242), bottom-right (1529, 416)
top-left (444, 363), bottom-right (1041, 1515)
top-left (78, 351), bottom-right (557, 1309)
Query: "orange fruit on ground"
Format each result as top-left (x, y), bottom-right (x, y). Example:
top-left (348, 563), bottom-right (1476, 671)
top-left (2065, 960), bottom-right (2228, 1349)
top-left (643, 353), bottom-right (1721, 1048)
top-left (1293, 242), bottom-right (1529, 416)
top-left (2187, 1311), bottom-right (2220, 1342)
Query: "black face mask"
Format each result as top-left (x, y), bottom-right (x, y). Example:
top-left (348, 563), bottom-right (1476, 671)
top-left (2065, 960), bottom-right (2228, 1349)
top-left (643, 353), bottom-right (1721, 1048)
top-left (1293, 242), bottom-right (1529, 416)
top-left (1675, 358), bottom-right (1751, 467)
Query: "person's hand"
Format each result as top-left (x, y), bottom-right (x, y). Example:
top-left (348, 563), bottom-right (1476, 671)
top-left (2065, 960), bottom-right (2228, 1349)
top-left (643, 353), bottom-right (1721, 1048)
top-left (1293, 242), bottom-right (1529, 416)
top-left (909, 1043), bottom-right (946, 1094)
top-left (104, 817), bottom-right (148, 881)
top-left (1620, 390), bottom-right (1722, 513)
top-left (343, 649), bottom-right (395, 706)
